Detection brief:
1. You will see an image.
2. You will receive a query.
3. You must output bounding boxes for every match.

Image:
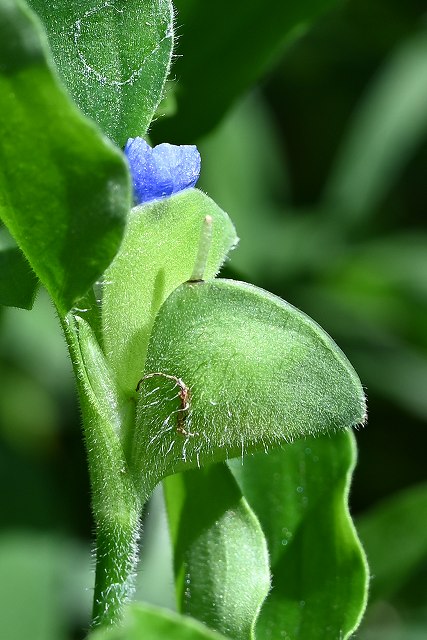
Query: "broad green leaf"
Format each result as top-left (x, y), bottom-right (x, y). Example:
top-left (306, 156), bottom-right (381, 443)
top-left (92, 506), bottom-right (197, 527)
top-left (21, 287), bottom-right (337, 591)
top-left (102, 189), bottom-right (237, 394)
top-left (358, 483), bottom-right (427, 602)
top-left (229, 431), bottom-right (368, 640)
top-left (89, 602), bottom-right (228, 640)
top-left (154, 0), bottom-right (340, 141)
top-left (0, 0), bottom-right (131, 314)
top-left (28, 0), bottom-right (174, 146)
top-left (324, 30), bottom-right (427, 224)
top-left (0, 245), bottom-right (38, 309)
top-left (132, 279), bottom-right (366, 479)
top-left (164, 464), bottom-right (270, 640)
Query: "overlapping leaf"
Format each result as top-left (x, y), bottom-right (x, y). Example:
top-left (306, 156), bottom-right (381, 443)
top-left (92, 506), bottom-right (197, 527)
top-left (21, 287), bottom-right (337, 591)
top-left (0, 0), bottom-right (130, 314)
top-left (102, 189), bottom-right (237, 395)
top-left (28, 0), bottom-right (174, 145)
top-left (164, 464), bottom-right (270, 640)
top-left (230, 432), bottom-right (368, 640)
top-left (132, 278), bottom-right (366, 479)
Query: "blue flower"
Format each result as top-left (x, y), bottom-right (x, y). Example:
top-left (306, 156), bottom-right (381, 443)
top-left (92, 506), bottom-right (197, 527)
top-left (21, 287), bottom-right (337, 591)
top-left (124, 137), bottom-right (201, 205)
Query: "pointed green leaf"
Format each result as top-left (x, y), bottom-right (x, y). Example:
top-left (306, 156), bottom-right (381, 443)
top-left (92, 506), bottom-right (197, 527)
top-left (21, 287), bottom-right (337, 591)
top-left (0, 0), bottom-right (131, 314)
top-left (164, 464), bottom-right (270, 640)
top-left (102, 189), bottom-right (237, 394)
top-left (229, 431), bottom-right (368, 640)
top-left (28, 0), bottom-right (174, 145)
top-left (88, 602), bottom-right (228, 640)
top-left (133, 279), bottom-right (366, 478)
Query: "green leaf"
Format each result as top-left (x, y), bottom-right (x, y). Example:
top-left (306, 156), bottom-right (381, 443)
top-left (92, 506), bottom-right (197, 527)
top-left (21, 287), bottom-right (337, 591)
top-left (28, 0), bottom-right (174, 146)
top-left (102, 189), bottom-right (237, 395)
top-left (163, 464), bottom-right (270, 640)
top-left (324, 30), bottom-right (427, 224)
top-left (88, 602), bottom-right (228, 640)
top-left (153, 0), bottom-right (339, 141)
top-left (0, 245), bottom-right (38, 309)
top-left (229, 431), bottom-right (368, 640)
top-left (358, 482), bottom-right (427, 603)
top-left (0, 0), bottom-right (131, 314)
top-left (132, 279), bottom-right (366, 478)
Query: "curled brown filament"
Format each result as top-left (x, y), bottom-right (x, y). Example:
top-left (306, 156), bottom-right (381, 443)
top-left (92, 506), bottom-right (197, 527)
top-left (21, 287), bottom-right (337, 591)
top-left (136, 372), bottom-right (198, 437)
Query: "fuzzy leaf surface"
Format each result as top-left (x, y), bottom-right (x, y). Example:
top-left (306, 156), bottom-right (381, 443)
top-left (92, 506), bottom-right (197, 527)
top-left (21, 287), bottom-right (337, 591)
top-left (102, 189), bottom-right (237, 394)
top-left (0, 0), bottom-right (130, 314)
top-left (28, 0), bottom-right (174, 145)
top-left (133, 279), bottom-right (366, 478)
top-left (164, 464), bottom-right (270, 640)
top-left (89, 602), bottom-right (228, 640)
top-left (229, 431), bottom-right (368, 640)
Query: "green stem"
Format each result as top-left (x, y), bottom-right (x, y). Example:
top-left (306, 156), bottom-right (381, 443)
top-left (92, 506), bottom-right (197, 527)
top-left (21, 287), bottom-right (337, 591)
top-left (60, 312), bottom-right (155, 629)
top-left (91, 494), bottom-right (141, 627)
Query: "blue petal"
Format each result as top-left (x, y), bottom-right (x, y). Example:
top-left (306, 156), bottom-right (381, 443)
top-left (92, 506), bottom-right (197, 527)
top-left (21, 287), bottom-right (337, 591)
top-left (124, 137), bottom-right (201, 205)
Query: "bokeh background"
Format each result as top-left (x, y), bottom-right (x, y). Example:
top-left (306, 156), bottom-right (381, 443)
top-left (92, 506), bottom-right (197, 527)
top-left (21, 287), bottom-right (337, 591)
top-left (1, 0), bottom-right (427, 638)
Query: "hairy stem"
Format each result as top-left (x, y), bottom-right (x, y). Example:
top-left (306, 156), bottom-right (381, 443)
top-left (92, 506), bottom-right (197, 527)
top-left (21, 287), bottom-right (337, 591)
top-left (61, 312), bottom-right (156, 629)
top-left (92, 501), bottom-right (141, 627)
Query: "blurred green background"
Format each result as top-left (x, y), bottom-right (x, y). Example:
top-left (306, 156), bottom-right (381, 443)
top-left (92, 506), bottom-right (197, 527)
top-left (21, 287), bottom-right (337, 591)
top-left (1, 0), bottom-right (427, 638)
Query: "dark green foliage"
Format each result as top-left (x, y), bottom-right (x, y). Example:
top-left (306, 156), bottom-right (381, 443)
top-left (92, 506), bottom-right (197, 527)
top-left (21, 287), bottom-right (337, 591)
top-left (154, 0), bottom-right (340, 141)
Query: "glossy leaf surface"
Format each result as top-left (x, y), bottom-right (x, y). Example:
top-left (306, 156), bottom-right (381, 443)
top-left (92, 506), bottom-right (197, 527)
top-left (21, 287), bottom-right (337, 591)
top-left (133, 279), bottom-right (366, 478)
top-left (229, 431), bottom-right (368, 640)
top-left (154, 0), bottom-right (339, 141)
top-left (102, 189), bottom-right (237, 394)
top-left (0, 0), bottom-right (130, 314)
top-left (28, 0), bottom-right (174, 145)
top-left (164, 464), bottom-right (270, 640)
top-left (89, 602), bottom-right (228, 640)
